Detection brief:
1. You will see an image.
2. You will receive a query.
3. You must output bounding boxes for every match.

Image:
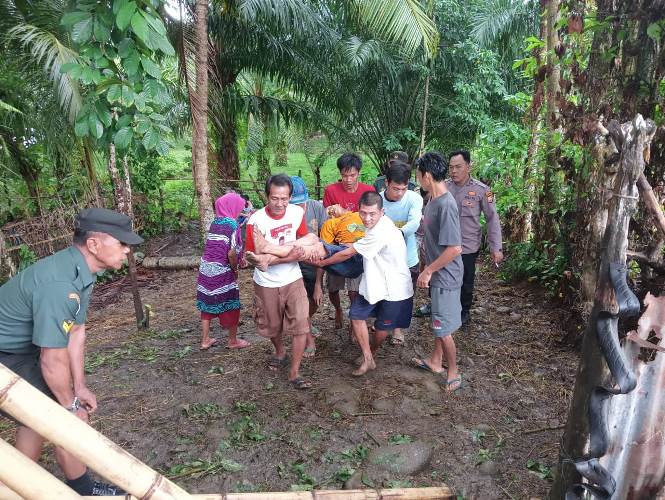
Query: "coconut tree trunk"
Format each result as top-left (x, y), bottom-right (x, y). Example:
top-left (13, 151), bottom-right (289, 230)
top-left (549, 116), bottom-right (657, 498)
top-left (82, 140), bottom-right (103, 207)
top-left (216, 123), bottom-right (240, 186)
top-left (192, 0), bottom-right (215, 238)
top-left (418, 70), bottom-right (430, 158)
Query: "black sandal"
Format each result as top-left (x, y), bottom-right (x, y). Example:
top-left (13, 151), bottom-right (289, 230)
top-left (290, 377), bottom-right (312, 390)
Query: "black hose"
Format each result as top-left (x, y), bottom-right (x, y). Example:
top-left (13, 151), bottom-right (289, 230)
top-left (566, 263), bottom-right (639, 499)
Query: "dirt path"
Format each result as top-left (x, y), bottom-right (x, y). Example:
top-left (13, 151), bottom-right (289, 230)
top-left (1, 256), bottom-right (578, 498)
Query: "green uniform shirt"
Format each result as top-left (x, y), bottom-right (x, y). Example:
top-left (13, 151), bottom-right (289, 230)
top-left (0, 247), bottom-right (95, 354)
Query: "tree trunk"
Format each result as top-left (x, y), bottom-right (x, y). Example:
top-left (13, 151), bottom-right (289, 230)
top-left (418, 70), bottom-right (430, 158)
top-left (143, 256), bottom-right (200, 269)
top-left (192, 0), bottom-right (215, 238)
top-left (216, 124), bottom-right (240, 186)
top-left (0, 229), bottom-right (17, 283)
top-left (107, 145), bottom-right (145, 330)
top-left (550, 115), bottom-right (657, 498)
top-left (533, 0), bottom-right (561, 246)
top-left (83, 140), bottom-right (103, 207)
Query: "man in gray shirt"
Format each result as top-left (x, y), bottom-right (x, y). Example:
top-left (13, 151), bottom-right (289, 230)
top-left (446, 150), bottom-right (503, 325)
top-left (414, 152), bottom-right (464, 393)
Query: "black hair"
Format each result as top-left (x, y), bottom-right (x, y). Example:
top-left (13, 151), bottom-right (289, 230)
top-left (359, 191), bottom-right (383, 210)
top-left (72, 229), bottom-right (91, 246)
top-left (385, 161), bottom-right (412, 185)
top-left (448, 149), bottom-right (471, 164)
top-left (337, 153), bottom-right (362, 173)
top-left (415, 152), bottom-right (448, 182)
top-left (265, 173), bottom-right (293, 196)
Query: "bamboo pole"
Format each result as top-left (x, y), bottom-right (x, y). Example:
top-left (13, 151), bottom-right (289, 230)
top-left (0, 438), bottom-right (81, 499)
top-left (86, 487), bottom-right (454, 499)
top-left (0, 365), bottom-right (192, 500)
top-left (0, 485), bottom-right (24, 500)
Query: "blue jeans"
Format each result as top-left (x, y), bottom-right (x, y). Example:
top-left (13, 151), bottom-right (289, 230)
top-left (322, 242), bottom-right (364, 279)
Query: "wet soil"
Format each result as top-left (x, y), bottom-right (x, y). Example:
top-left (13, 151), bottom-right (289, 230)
top-left (1, 233), bottom-right (579, 499)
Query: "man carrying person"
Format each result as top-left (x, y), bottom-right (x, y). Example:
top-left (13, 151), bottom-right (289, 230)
top-left (446, 150), bottom-right (503, 325)
top-left (0, 207), bottom-right (142, 496)
top-left (310, 192), bottom-right (414, 377)
top-left (289, 176), bottom-right (327, 357)
top-left (323, 153), bottom-right (375, 329)
top-left (380, 161), bottom-right (423, 346)
top-left (414, 152), bottom-right (464, 393)
top-left (244, 174), bottom-right (313, 389)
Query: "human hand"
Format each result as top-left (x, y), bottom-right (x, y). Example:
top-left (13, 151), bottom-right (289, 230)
top-left (313, 284), bottom-right (323, 306)
top-left (76, 386), bottom-right (98, 413)
top-left (417, 269), bottom-right (432, 289)
top-left (490, 250), bottom-right (504, 265)
top-left (74, 407), bottom-right (89, 423)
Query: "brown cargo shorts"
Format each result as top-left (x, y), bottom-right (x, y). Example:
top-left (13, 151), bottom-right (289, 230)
top-left (253, 279), bottom-right (309, 338)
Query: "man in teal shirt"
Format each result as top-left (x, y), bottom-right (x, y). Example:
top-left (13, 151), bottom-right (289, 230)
top-left (380, 162), bottom-right (423, 345)
top-left (0, 207), bottom-right (142, 496)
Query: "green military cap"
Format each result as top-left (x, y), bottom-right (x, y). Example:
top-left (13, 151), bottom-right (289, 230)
top-left (75, 208), bottom-right (144, 245)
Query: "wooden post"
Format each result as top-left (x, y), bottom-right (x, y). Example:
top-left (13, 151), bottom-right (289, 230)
top-left (0, 364), bottom-right (192, 500)
top-left (0, 438), bottom-right (81, 499)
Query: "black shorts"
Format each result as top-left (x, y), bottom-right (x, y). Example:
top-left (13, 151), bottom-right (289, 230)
top-left (349, 294), bottom-right (414, 331)
top-left (0, 351), bottom-right (55, 421)
top-left (299, 263), bottom-right (317, 299)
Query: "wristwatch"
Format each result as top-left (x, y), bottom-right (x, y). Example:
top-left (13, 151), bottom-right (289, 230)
top-left (67, 396), bottom-right (81, 412)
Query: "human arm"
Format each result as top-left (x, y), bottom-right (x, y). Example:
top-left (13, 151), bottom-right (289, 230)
top-left (417, 246), bottom-right (462, 288)
top-left (480, 190), bottom-right (504, 263)
top-left (41, 347), bottom-right (89, 422)
top-left (67, 324), bottom-right (97, 412)
top-left (400, 193), bottom-right (423, 238)
top-left (313, 267), bottom-right (324, 306)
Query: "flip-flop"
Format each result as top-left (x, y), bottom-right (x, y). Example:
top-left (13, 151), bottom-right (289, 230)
top-left (390, 336), bottom-right (404, 346)
top-left (227, 339), bottom-right (250, 349)
top-left (445, 376), bottom-right (464, 393)
top-left (303, 346), bottom-right (316, 358)
top-left (411, 357), bottom-right (443, 374)
top-left (267, 356), bottom-right (288, 370)
top-left (290, 377), bottom-right (312, 390)
top-left (311, 326), bottom-right (322, 338)
top-left (200, 339), bottom-right (220, 350)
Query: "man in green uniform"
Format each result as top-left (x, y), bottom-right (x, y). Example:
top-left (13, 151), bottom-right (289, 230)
top-left (0, 207), bottom-right (142, 496)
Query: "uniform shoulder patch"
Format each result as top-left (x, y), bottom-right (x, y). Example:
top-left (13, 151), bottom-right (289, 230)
top-left (68, 292), bottom-right (81, 315)
top-left (62, 320), bottom-right (74, 334)
top-left (485, 191), bottom-right (495, 203)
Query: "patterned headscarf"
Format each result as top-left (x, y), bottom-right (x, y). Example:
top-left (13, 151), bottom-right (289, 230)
top-left (214, 193), bottom-right (246, 220)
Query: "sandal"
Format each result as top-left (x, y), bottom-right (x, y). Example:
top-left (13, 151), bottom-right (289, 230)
top-left (200, 338), bottom-right (220, 350)
top-left (390, 335), bottom-right (404, 346)
top-left (445, 376), bottom-right (464, 393)
top-left (411, 357), bottom-right (443, 374)
top-left (290, 377), bottom-right (312, 390)
top-left (227, 338), bottom-right (250, 349)
top-left (303, 346), bottom-right (316, 358)
top-left (267, 356), bottom-right (288, 371)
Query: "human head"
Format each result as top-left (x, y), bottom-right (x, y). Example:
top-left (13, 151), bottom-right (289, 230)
top-left (358, 191), bottom-right (384, 230)
top-left (448, 149), bottom-right (471, 185)
top-left (337, 153), bottom-right (362, 193)
top-left (289, 176), bottom-right (309, 206)
top-left (385, 161), bottom-right (412, 202)
top-left (74, 208), bottom-right (142, 272)
top-left (415, 152), bottom-right (448, 192)
top-left (214, 192), bottom-right (246, 220)
top-left (265, 173), bottom-right (293, 216)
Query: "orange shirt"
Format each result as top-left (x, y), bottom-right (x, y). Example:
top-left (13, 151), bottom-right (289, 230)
top-left (320, 212), bottom-right (365, 245)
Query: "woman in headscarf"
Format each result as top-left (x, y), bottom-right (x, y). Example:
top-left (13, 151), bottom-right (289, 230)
top-left (196, 192), bottom-right (250, 349)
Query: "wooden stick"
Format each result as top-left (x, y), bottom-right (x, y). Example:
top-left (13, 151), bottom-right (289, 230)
top-left (0, 438), bottom-right (81, 499)
top-left (637, 174), bottom-right (665, 238)
top-left (85, 487), bottom-right (454, 499)
top-left (0, 364), bottom-right (192, 500)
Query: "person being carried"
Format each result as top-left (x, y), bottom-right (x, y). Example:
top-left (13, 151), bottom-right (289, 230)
top-left (196, 192), bottom-right (250, 350)
top-left (310, 191), bottom-right (414, 376)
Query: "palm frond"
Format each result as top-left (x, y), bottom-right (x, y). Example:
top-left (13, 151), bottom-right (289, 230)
top-left (7, 23), bottom-right (83, 123)
top-left (349, 0), bottom-right (439, 60)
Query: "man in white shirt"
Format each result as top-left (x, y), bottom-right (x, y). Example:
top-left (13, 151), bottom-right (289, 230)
top-left (245, 174), bottom-right (312, 389)
top-left (311, 191), bottom-right (414, 376)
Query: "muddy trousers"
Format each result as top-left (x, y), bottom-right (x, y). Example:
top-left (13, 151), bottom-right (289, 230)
top-left (461, 252), bottom-right (479, 314)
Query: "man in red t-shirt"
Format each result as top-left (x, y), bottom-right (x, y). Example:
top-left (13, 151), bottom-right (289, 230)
top-left (322, 153), bottom-right (375, 329)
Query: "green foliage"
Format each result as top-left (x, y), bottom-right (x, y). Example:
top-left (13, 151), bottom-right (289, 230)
top-left (165, 452), bottom-right (243, 479)
top-left (182, 402), bottom-right (223, 420)
top-left (526, 459), bottom-right (553, 480)
top-left (229, 416), bottom-right (267, 446)
top-left (61, 0), bottom-right (174, 155)
top-left (17, 245), bottom-right (37, 271)
top-left (500, 241), bottom-right (570, 296)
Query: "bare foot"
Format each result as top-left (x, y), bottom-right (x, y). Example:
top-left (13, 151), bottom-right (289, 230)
top-left (200, 338), bottom-right (219, 350)
top-left (246, 251), bottom-right (270, 271)
top-left (252, 225), bottom-right (269, 253)
top-left (352, 358), bottom-right (376, 376)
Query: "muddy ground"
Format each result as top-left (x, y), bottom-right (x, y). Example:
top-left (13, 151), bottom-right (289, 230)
top-left (1, 232), bottom-right (580, 499)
